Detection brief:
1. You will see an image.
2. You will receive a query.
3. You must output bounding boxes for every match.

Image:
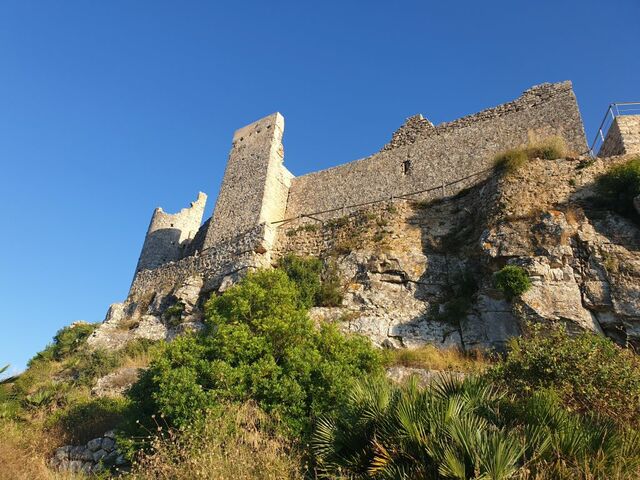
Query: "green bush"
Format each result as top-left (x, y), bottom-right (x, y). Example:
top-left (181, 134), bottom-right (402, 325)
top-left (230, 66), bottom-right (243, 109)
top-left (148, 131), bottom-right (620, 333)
top-left (493, 265), bottom-right (531, 300)
top-left (126, 269), bottom-right (381, 437)
top-left (278, 254), bottom-right (343, 308)
top-left (596, 157), bottom-right (640, 217)
top-left (279, 254), bottom-right (323, 308)
top-left (493, 137), bottom-right (566, 174)
top-left (488, 323), bottom-right (640, 426)
top-left (68, 349), bottom-right (121, 386)
top-left (526, 136), bottom-right (566, 160)
top-left (164, 301), bottom-right (185, 327)
top-left (30, 323), bottom-right (97, 364)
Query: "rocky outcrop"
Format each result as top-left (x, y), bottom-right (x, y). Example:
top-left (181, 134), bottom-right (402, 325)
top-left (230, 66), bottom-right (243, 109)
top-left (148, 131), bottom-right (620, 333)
top-left (92, 367), bottom-right (142, 397)
top-left (279, 154), bottom-right (640, 351)
top-left (88, 274), bottom-right (206, 350)
top-left (91, 154), bottom-right (640, 354)
top-left (50, 431), bottom-right (125, 474)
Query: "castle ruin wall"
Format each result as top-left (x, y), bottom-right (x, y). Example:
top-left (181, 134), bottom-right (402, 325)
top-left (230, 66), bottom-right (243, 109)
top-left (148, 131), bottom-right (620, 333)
top-left (129, 223), bottom-right (275, 300)
top-left (284, 82), bottom-right (586, 221)
top-left (134, 192), bottom-right (207, 274)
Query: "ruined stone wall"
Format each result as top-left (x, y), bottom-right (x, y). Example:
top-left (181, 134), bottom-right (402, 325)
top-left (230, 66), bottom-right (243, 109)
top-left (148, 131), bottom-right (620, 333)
top-left (129, 223), bottom-right (275, 298)
top-left (598, 115), bottom-right (640, 157)
top-left (135, 192), bottom-right (207, 274)
top-left (202, 113), bottom-right (292, 249)
top-left (284, 82), bottom-right (587, 221)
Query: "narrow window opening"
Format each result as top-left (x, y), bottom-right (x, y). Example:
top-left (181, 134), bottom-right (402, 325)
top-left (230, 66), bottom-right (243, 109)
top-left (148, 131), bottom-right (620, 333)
top-left (402, 160), bottom-right (412, 175)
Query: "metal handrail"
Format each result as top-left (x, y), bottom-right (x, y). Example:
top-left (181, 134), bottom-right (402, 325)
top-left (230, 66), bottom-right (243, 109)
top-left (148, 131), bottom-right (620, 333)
top-left (590, 102), bottom-right (640, 157)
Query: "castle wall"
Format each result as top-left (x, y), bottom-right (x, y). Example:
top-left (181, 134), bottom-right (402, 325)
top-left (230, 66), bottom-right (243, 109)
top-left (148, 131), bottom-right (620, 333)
top-left (202, 113), bottom-right (292, 249)
top-left (135, 192), bottom-right (207, 274)
top-left (598, 115), bottom-right (640, 157)
top-left (129, 223), bottom-right (275, 299)
top-left (284, 82), bottom-right (586, 221)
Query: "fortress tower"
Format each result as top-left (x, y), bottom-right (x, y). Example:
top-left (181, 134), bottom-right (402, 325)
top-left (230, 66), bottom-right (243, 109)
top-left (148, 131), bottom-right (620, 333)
top-left (201, 112), bottom-right (293, 250)
top-left (134, 192), bottom-right (207, 274)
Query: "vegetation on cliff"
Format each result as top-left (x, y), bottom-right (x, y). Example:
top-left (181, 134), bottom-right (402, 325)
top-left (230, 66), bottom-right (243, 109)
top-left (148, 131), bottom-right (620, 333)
top-left (493, 136), bottom-right (566, 174)
top-left (595, 156), bottom-right (640, 219)
top-left (2, 256), bottom-right (640, 479)
top-left (125, 269), bottom-right (381, 439)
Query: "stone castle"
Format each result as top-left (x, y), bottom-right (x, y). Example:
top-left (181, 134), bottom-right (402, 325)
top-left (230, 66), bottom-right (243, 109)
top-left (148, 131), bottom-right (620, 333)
top-left (132, 81), bottom-right (591, 296)
top-left (90, 80), bottom-right (640, 351)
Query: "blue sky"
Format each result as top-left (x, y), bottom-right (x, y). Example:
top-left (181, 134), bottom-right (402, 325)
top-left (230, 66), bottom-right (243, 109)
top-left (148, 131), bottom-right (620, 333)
top-left (1, 0), bottom-right (638, 374)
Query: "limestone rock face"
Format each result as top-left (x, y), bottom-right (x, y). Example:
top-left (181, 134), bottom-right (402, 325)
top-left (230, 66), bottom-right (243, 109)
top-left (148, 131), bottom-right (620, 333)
top-left (279, 155), bottom-right (640, 351)
top-left (94, 156), bottom-right (640, 353)
top-left (88, 275), bottom-right (207, 350)
top-left (92, 367), bottom-right (142, 397)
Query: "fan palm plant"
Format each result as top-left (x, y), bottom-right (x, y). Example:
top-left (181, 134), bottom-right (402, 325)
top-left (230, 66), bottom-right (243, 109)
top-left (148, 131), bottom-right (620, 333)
top-left (313, 375), bottom-right (640, 479)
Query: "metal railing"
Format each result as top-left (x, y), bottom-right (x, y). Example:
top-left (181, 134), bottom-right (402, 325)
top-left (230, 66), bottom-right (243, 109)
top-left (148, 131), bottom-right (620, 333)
top-left (589, 102), bottom-right (640, 156)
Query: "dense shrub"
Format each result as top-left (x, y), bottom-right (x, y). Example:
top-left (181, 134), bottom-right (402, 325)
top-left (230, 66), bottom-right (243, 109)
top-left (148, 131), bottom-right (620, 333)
top-left (493, 265), bottom-right (531, 300)
top-left (596, 157), bottom-right (640, 217)
top-left (488, 323), bottom-right (640, 426)
top-left (70, 349), bottom-right (122, 386)
top-left (526, 135), bottom-right (566, 160)
top-left (47, 396), bottom-right (129, 444)
top-left (279, 254), bottom-right (323, 308)
top-left (126, 269), bottom-right (381, 437)
top-left (493, 148), bottom-right (529, 174)
top-left (279, 254), bottom-right (343, 308)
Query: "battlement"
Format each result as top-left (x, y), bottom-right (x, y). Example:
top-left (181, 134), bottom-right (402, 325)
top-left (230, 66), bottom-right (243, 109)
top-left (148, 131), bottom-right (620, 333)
top-left (285, 81), bottom-right (586, 221)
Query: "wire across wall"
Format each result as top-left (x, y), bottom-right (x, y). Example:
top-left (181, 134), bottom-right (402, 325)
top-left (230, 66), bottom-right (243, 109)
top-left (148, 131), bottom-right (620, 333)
top-left (270, 167), bottom-right (495, 227)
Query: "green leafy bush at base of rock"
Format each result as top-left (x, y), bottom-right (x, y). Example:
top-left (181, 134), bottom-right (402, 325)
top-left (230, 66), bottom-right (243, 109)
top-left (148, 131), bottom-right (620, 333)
top-left (487, 322), bottom-right (640, 426)
top-left (125, 269), bottom-right (381, 439)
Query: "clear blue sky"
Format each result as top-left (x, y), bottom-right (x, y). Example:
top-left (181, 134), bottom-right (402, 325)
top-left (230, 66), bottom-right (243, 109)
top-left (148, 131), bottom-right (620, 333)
top-left (1, 0), bottom-right (638, 374)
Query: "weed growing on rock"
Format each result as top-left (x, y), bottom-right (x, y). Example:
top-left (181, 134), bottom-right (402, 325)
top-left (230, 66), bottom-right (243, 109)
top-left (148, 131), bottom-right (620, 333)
top-left (494, 265), bottom-right (531, 300)
top-left (494, 136), bottom-right (567, 174)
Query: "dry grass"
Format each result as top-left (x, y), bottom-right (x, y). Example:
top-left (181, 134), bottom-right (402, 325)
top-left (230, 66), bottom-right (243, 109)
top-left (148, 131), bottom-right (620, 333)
top-left (384, 344), bottom-right (491, 373)
top-left (126, 402), bottom-right (304, 480)
top-left (494, 136), bottom-right (567, 174)
top-left (0, 420), bottom-right (88, 480)
top-left (120, 350), bottom-right (154, 370)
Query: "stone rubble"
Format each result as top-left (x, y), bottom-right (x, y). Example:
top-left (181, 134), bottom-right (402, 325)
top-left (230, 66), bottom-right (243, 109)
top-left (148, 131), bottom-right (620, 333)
top-left (50, 431), bottom-right (126, 474)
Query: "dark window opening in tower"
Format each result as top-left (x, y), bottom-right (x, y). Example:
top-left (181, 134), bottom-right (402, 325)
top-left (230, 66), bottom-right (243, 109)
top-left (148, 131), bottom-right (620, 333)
top-left (402, 160), bottom-right (412, 175)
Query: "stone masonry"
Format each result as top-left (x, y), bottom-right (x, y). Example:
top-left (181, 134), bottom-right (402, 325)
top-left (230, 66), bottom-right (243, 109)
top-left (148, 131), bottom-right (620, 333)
top-left (135, 192), bottom-right (207, 274)
top-left (598, 115), bottom-right (640, 157)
